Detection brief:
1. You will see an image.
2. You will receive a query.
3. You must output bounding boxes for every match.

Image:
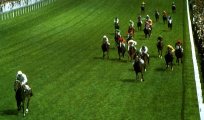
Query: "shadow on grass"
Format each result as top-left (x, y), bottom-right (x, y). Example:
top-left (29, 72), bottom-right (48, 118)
top-left (120, 79), bottom-right (141, 83)
top-left (155, 67), bottom-right (165, 71)
top-left (0, 109), bottom-right (18, 116)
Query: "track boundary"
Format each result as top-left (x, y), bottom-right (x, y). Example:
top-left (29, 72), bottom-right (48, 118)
top-left (186, 0), bottom-right (204, 119)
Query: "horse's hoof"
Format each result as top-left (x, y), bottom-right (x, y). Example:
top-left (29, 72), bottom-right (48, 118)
top-left (23, 113), bottom-right (26, 117)
top-left (145, 69), bottom-right (146, 72)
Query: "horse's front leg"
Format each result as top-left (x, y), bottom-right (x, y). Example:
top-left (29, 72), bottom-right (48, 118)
top-left (141, 73), bottom-right (144, 82)
top-left (26, 98), bottom-right (30, 114)
top-left (22, 101), bottom-right (25, 116)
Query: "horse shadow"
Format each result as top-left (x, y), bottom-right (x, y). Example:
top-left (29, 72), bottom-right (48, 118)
top-left (109, 58), bottom-right (127, 63)
top-left (155, 67), bottom-right (165, 71)
top-left (120, 79), bottom-right (141, 83)
top-left (0, 109), bottom-right (18, 116)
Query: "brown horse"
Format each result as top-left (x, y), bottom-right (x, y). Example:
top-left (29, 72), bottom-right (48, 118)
top-left (128, 46), bottom-right (136, 61)
top-left (128, 26), bottom-right (135, 36)
top-left (118, 43), bottom-right (126, 60)
top-left (101, 42), bottom-right (109, 59)
top-left (157, 39), bottom-right (164, 58)
top-left (14, 80), bottom-right (32, 116)
top-left (133, 55), bottom-right (144, 81)
top-left (140, 52), bottom-right (149, 72)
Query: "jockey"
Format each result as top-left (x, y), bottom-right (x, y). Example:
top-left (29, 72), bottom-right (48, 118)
top-left (157, 35), bottom-right (163, 41)
top-left (168, 16), bottom-right (172, 23)
top-left (129, 20), bottom-right (134, 27)
top-left (16, 71), bottom-right (31, 91)
top-left (141, 1), bottom-right (145, 11)
top-left (140, 46), bottom-right (149, 57)
top-left (167, 45), bottom-right (175, 54)
top-left (102, 35), bottom-right (110, 45)
top-left (128, 39), bottom-right (137, 51)
top-left (175, 40), bottom-right (184, 52)
top-left (114, 17), bottom-right (119, 24)
top-left (146, 15), bottom-right (153, 29)
top-left (118, 35), bottom-right (126, 47)
top-left (114, 17), bottom-right (120, 30)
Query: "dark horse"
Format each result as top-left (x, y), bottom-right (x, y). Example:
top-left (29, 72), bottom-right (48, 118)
top-left (133, 55), bottom-right (144, 81)
top-left (144, 26), bottom-right (151, 38)
top-left (155, 10), bottom-right (160, 22)
top-left (101, 42), bottom-right (109, 59)
top-left (172, 4), bottom-right (176, 13)
top-left (118, 43), bottom-right (126, 60)
top-left (157, 39), bottom-right (164, 58)
top-left (137, 21), bottom-right (142, 31)
top-left (175, 48), bottom-right (183, 64)
top-left (140, 52), bottom-right (149, 72)
top-left (165, 51), bottom-right (174, 70)
top-left (128, 46), bottom-right (136, 61)
top-left (14, 80), bottom-right (32, 116)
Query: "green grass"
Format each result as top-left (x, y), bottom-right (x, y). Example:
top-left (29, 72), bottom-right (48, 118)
top-left (0, 0), bottom-right (200, 119)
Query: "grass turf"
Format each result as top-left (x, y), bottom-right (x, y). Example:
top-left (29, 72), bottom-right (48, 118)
top-left (0, 0), bottom-right (200, 119)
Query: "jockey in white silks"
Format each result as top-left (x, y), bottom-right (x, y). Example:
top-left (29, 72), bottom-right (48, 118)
top-left (140, 46), bottom-right (149, 57)
top-left (175, 40), bottom-right (184, 52)
top-left (114, 17), bottom-right (119, 24)
top-left (128, 39), bottom-right (137, 51)
top-left (16, 71), bottom-right (31, 91)
top-left (129, 20), bottom-right (134, 27)
top-left (102, 35), bottom-right (110, 45)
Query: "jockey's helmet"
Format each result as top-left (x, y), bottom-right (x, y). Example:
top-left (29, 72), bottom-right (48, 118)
top-left (17, 71), bottom-right (22, 75)
top-left (142, 46), bottom-right (146, 50)
top-left (103, 35), bottom-right (107, 39)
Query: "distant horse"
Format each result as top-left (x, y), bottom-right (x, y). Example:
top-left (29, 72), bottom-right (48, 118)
top-left (14, 80), bottom-right (32, 117)
top-left (175, 48), bottom-right (183, 64)
top-left (137, 21), bottom-right (142, 31)
top-left (128, 46), bottom-right (136, 61)
top-left (163, 14), bottom-right (167, 24)
top-left (140, 52), bottom-right (149, 71)
top-left (168, 19), bottom-right (172, 30)
top-left (118, 43), bottom-right (126, 60)
top-left (172, 4), bottom-right (176, 13)
top-left (155, 11), bottom-right (160, 22)
top-left (165, 51), bottom-right (174, 70)
top-left (101, 43), bottom-right (109, 59)
top-left (144, 26), bottom-right (151, 38)
top-left (157, 40), bottom-right (164, 58)
top-left (133, 55), bottom-right (144, 81)
top-left (128, 26), bottom-right (135, 36)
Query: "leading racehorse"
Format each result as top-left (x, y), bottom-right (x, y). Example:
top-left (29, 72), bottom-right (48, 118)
top-left (133, 55), bottom-right (144, 81)
top-left (14, 80), bottom-right (32, 116)
top-left (140, 52), bottom-right (149, 71)
top-left (128, 46), bottom-right (136, 61)
top-left (165, 51), bottom-right (174, 70)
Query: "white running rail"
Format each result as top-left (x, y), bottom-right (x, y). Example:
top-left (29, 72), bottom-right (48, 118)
top-left (186, 0), bottom-right (204, 119)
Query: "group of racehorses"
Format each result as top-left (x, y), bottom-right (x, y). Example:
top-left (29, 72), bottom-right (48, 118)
top-left (102, 2), bottom-right (182, 81)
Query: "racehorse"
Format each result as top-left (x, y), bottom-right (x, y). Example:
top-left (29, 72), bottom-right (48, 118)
top-left (128, 46), bottom-right (136, 61)
top-left (168, 18), bottom-right (172, 30)
top-left (163, 13), bottom-right (167, 24)
top-left (133, 55), bottom-right (144, 81)
top-left (140, 52), bottom-right (149, 71)
top-left (114, 23), bottom-right (119, 31)
top-left (14, 80), bottom-right (32, 116)
top-left (128, 26), bottom-right (135, 36)
top-left (175, 47), bottom-right (183, 64)
top-left (144, 26), bottom-right (151, 38)
top-left (157, 40), bottom-right (164, 58)
top-left (172, 4), bottom-right (176, 13)
top-left (137, 21), bottom-right (142, 31)
top-left (101, 42), bottom-right (109, 59)
top-left (155, 10), bottom-right (160, 22)
top-left (118, 43), bottom-right (126, 60)
top-left (165, 51), bottom-right (174, 70)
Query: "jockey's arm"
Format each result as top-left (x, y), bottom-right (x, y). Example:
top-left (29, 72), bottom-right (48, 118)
top-left (145, 46), bottom-right (148, 53)
top-left (21, 74), bottom-right (28, 85)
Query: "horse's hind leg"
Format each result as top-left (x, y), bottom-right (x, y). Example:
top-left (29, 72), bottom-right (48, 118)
top-left (141, 73), bottom-right (144, 82)
top-left (26, 98), bottom-right (30, 114)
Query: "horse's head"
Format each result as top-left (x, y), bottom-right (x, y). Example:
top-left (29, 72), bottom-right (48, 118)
top-left (14, 80), bottom-right (21, 92)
